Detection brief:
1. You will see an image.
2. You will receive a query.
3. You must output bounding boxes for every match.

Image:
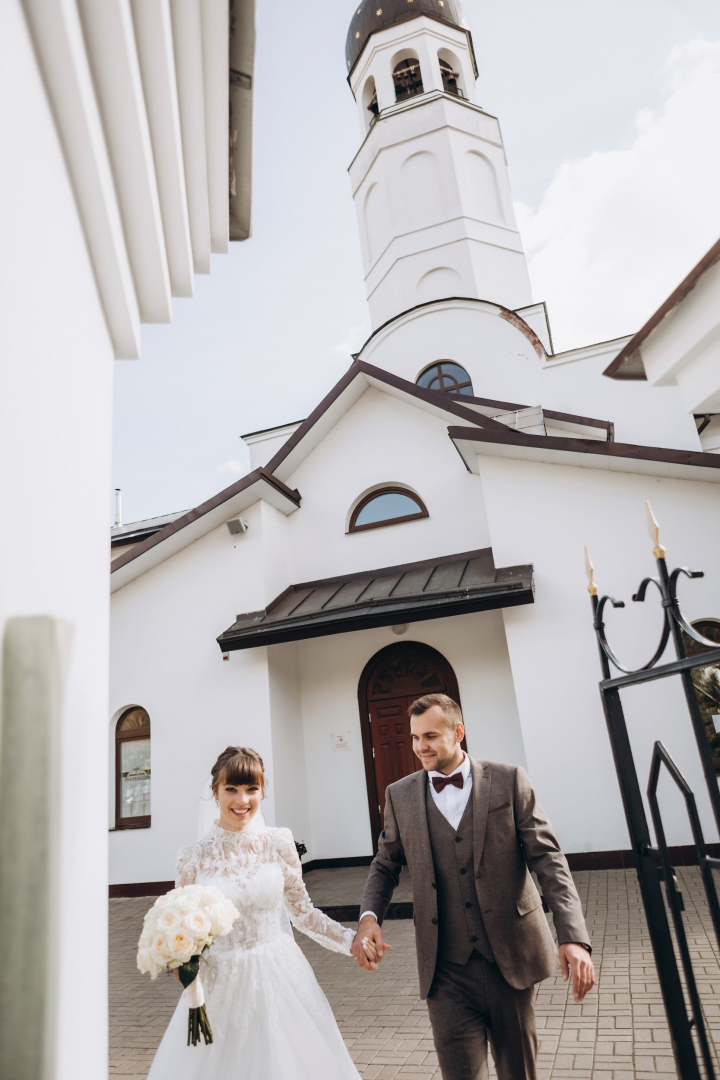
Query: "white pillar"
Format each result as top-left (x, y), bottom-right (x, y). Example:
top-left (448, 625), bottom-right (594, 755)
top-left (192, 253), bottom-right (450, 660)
top-left (0, 617), bottom-right (71, 1080)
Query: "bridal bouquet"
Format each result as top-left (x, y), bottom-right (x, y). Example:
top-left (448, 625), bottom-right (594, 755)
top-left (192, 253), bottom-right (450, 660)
top-left (137, 885), bottom-right (239, 1046)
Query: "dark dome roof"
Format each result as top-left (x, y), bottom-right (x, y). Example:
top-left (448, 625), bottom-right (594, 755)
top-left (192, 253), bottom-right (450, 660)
top-left (346, 0), bottom-right (472, 77)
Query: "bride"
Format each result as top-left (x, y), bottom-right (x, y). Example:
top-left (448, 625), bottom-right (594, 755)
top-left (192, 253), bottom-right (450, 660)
top-left (146, 746), bottom-right (370, 1079)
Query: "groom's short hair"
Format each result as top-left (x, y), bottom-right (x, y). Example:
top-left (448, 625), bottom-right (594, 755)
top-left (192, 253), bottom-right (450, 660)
top-left (408, 693), bottom-right (463, 730)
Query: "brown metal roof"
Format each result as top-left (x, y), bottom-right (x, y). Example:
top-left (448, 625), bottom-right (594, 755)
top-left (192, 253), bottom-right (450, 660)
top-left (448, 424), bottom-right (720, 473)
top-left (603, 235), bottom-right (720, 380)
top-left (217, 548), bottom-right (533, 652)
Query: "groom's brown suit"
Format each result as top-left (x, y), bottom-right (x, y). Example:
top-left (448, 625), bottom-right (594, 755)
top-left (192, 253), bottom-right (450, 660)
top-left (360, 758), bottom-right (590, 1080)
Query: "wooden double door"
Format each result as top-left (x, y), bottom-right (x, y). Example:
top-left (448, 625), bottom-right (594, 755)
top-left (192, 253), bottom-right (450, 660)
top-left (359, 642), bottom-right (462, 848)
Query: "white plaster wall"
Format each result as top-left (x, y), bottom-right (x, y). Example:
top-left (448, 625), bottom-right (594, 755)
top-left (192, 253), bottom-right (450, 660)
top-left (360, 302), bottom-right (549, 400)
top-left (268, 642), bottom-right (312, 849)
top-left (0, 5), bottom-right (115, 1077)
top-left (350, 90), bottom-right (533, 326)
top-left (109, 510), bottom-right (280, 885)
top-left (296, 608), bottom-right (526, 861)
top-left (477, 455), bottom-right (720, 855)
top-left (284, 386), bottom-right (492, 584)
top-left (542, 351), bottom-right (700, 451)
top-left (357, 301), bottom-right (701, 452)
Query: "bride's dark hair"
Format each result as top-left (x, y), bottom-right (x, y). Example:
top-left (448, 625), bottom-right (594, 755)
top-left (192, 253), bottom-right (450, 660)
top-left (211, 746), bottom-right (265, 794)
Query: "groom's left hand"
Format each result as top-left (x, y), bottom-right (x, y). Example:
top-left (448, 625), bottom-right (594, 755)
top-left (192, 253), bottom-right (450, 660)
top-left (559, 943), bottom-right (595, 1002)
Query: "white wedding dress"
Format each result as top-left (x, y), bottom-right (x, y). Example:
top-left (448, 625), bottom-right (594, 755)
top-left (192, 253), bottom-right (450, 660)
top-left (146, 819), bottom-right (361, 1080)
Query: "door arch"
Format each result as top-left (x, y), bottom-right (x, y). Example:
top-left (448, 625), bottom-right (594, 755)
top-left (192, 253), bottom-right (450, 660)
top-left (358, 641), bottom-right (463, 850)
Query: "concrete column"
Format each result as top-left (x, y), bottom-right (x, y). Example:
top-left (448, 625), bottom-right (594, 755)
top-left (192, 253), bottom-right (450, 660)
top-left (0, 617), bottom-right (71, 1080)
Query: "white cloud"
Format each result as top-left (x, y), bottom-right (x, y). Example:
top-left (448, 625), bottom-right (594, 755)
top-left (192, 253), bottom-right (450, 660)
top-left (331, 323), bottom-right (369, 357)
top-left (218, 459), bottom-right (247, 475)
top-left (516, 37), bottom-right (720, 352)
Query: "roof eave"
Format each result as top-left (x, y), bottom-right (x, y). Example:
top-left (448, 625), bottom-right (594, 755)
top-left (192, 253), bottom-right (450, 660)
top-left (448, 426), bottom-right (720, 481)
top-left (110, 469), bottom-right (300, 591)
top-left (229, 0), bottom-right (255, 241)
top-left (603, 235), bottom-right (720, 380)
top-left (217, 578), bottom-right (533, 652)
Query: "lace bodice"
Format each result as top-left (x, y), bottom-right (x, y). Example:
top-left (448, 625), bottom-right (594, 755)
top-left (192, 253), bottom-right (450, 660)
top-left (175, 822), bottom-right (354, 955)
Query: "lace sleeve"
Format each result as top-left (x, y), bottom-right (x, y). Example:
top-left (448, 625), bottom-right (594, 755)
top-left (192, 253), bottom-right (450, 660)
top-left (175, 843), bottom-right (198, 887)
top-left (276, 829), bottom-right (355, 955)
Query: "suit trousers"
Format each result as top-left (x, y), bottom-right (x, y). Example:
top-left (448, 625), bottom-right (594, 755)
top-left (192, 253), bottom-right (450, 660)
top-left (426, 953), bottom-right (538, 1080)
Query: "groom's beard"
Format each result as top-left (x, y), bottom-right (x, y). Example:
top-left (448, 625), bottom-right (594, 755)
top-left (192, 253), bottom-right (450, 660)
top-left (416, 747), bottom-right (458, 773)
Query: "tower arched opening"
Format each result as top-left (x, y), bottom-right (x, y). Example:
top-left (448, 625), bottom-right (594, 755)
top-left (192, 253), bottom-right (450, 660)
top-left (362, 76), bottom-right (379, 130)
top-left (438, 49), bottom-right (465, 98)
top-left (392, 54), bottom-right (424, 102)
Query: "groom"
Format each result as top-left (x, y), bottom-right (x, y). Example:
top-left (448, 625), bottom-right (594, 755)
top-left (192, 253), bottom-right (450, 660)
top-left (352, 693), bottom-right (595, 1080)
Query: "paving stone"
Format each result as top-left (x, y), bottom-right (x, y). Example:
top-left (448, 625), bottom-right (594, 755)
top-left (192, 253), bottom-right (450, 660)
top-left (109, 867), bottom-right (720, 1078)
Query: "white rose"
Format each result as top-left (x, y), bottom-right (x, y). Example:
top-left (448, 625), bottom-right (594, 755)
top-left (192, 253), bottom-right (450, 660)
top-left (168, 930), bottom-right (195, 964)
top-left (199, 886), bottom-right (224, 909)
top-left (150, 934), bottom-right (170, 971)
top-left (184, 910), bottom-right (211, 941)
top-left (208, 902), bottom-right (237, 937)
top-left (154, 889), bottom-right (178, 910)
top-left (136, 948), bottom-right (152, 974)
top-left (156, 906), bottom-right (182, 932)
top-left (175, 889), bottom-right (202, 914)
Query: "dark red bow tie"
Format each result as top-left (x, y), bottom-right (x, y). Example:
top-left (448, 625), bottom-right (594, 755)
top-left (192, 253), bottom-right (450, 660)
top-left (432, 772), bottom-right (464, 793)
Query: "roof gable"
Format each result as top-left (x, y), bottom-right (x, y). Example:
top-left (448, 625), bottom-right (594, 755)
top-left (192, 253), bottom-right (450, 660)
top-left (110, 469), bottom-right (300, 591)
top-left (264, 360), bottom-right (506, 483)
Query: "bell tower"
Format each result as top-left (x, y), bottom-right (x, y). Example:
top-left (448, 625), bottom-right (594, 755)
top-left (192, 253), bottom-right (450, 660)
top-left (346, 1), bottom-right (533, 330)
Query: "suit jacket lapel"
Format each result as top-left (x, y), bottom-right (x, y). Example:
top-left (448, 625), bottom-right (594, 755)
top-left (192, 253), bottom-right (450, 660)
top-left (472, 759), bottom-right (492, 877)
top-left (410, 768), bottom-right (434, 875)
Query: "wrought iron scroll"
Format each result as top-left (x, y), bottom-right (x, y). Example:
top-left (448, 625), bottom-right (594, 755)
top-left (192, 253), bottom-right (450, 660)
top-left (586, 505), bottom-right (720, 1080)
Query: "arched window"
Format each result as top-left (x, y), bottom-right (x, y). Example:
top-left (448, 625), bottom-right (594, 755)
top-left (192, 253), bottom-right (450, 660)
top-left (350, 487), bottom-right (428, 533)
top-left (683, 620), bottom-right (720, 773)
top-left (439, 58), bottom-right (462, 97)
top-left (416, 361), bottom-right (474, 397)
top-left (393, 57), bottom-right (424, 102)
top-left (115, 706), bottom-right (151, 828)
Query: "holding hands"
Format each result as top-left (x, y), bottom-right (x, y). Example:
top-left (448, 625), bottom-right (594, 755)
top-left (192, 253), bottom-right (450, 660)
top-left (351, 915), bottom-right (391, 972)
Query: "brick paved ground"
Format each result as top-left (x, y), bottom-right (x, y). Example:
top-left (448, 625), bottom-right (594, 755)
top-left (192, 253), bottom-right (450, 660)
top-left (110, 867), bottom-right (719, 1078)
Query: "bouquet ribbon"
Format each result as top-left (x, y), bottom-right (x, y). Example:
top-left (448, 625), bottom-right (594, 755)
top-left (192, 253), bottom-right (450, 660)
top-left (179, 957), bottom-right (213, 1046)
top-left (186, 973), bottom-right (205, 1009)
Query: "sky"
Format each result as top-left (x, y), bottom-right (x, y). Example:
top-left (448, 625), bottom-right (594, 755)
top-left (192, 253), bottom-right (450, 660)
top-left (112, 0), bottom-right (720, 525)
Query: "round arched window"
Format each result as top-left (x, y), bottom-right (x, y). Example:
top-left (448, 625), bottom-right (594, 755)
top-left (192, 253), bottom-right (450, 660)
top-left (416, 361), bottom-right (473, 397)
top-left (350, 488), bottom-right (428, 533)
top-left (115, 706), bottom-right (151, 828)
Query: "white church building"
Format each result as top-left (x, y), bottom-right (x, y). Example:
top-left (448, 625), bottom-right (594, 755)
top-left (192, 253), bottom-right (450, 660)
top-left (109, 0), bottom-right (720, 894)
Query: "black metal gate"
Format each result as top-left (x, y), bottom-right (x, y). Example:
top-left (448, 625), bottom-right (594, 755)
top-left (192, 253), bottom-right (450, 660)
top-left (588, 507), bottom-right (720, 1079)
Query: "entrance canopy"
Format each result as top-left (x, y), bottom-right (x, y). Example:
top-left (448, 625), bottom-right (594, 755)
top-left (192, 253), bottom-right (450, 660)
top-left (217, 547), bottom-right (533, 652)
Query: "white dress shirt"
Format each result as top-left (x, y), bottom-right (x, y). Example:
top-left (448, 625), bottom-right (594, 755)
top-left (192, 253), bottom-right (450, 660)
top-left (427, 751), bottom-right (472, 830)
top-left (360, 754), bottom-right (472, 924)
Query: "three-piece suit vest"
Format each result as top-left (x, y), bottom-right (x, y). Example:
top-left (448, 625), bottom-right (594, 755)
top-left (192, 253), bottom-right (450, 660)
top-left (425, 782), bottom-right (494, 965)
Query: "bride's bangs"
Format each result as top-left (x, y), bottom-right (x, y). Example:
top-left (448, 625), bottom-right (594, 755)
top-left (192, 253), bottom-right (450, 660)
top-left (220, 752), bottom-right (265, 790)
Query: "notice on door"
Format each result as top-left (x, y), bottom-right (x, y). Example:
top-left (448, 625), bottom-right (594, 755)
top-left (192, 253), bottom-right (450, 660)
top-left (331, 732), bottom-right (351, 752)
